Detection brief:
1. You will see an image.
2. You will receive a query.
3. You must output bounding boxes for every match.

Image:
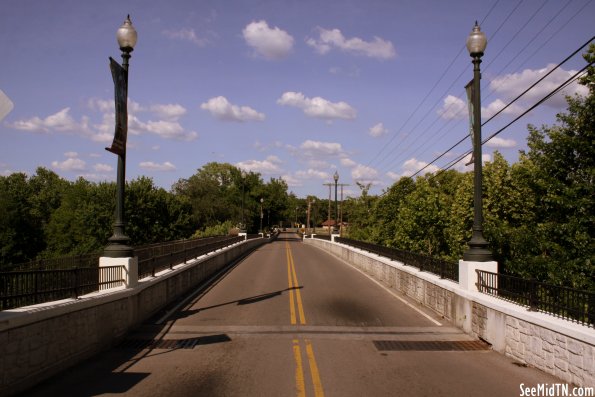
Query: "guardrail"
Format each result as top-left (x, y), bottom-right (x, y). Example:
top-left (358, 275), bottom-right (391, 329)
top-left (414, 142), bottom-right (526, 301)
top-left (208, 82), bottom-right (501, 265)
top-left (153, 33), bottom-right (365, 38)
top-left (335, 237), bottom-right (459, 282)
top-left (312, 234), bottom-right (332, 241)
top-left (476, 270), bottom-right (594, 327)
top-left (136, 235), bottom-right (244, 279)
top-left (0, 266), bottom-right (124, 311)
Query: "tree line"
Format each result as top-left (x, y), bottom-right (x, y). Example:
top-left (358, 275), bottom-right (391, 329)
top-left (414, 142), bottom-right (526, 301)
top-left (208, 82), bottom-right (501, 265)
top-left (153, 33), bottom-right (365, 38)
top-left (0, 162), bottom-right (303, 268)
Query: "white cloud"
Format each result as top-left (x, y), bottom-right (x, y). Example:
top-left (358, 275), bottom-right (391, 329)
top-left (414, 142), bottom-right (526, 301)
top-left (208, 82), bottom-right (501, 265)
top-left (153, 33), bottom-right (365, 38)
top-left (340, 158), bottom-right (357, 168)
top-left (87, 98), bottom-right (113, 113)
top-left (490, 64), bottom-right (588, 108)
top-left (201, 96), bottom-right (265, 122)
top-left (150, 104), bottom-right (187, 120)
top-left (486, 136), bottom-right (516, 148)
top-left (236, 155), bottom-right (282, 174)
top-left (10, 99), bottom-right (196, 143)
top-left (64, 151), bottom-right (78, 158)
top-left (295, 169), bottom-right (330, 180)
top-left (242, 20), bottom-right (294, 60)
top-left (482, 99), bottom-right (523, 119)
top-left (52, 157), bottom-right (86, 172)
top-left (400, 158), bottom-right (441, 177)
top-left (8, 107), bottom-right (83, 133)
top-left (93, 163), bottom-right (113, 172)
top-left (299, 140), bottom-right (345, 157)
top-left (281, 174), bottom-right (301, 187)
top-left (163, 28), bottom-right (209, 47)
top-left (437, 95), bottom-right (467, 120)
top-left (307, 27), bottom-right (396, 60)
top-left (369, 122), bottom-right (388, 137)
top-left (139, 161), bottom-right (176, 172)
top-left (351, 164), bottom-right (379, 180)
top-left (277, 92), bottom-right (356, 120)
top-left (386, 171), bottom-right (400, 180)
top-left (145, 120), bottom-right (198, 141)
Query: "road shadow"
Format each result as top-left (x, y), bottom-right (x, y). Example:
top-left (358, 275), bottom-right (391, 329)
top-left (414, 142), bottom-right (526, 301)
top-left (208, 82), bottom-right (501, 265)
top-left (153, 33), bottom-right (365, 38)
top-left (169, 286), bottom-right (303, 320)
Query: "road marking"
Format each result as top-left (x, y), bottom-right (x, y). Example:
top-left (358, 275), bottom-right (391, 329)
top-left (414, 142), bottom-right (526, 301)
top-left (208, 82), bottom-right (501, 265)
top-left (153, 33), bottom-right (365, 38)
top-left (305, 340), bottom-right (325, 397)
top-left (287, 248), bottom-right (297, 324)
top-left (286, 242), bottom-right (306, 325)
top-left (285, 244), bottom-right (325, 397)
top-left (293, 339), bottom-right (306, 397)
top-left (344, 258), bottom-right (442, 326)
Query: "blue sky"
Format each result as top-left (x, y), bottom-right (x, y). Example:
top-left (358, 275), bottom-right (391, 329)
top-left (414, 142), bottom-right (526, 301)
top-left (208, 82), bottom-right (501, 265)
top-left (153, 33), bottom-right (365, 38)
top-left (1, 0), bottom-right (593, 198)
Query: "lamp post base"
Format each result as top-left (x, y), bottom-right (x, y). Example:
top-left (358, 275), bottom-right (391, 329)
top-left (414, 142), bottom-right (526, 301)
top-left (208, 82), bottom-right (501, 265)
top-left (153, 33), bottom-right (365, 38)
top-left (463, 231), bottom-right (492, 262)
top-left (103, 233), bottom-right (133, 258)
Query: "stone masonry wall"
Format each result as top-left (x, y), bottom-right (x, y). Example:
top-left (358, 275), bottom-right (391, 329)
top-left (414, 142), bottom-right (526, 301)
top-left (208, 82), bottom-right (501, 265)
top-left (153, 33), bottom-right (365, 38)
top-left (0, 238), bottom-right (267, 397)
top-left (305, 238), bottom-right (594, 387)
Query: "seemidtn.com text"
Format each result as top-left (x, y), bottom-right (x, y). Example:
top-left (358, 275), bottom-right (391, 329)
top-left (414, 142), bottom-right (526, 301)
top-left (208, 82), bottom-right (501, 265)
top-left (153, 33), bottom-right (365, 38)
top-left (520, 384), bottom-right (595, 397)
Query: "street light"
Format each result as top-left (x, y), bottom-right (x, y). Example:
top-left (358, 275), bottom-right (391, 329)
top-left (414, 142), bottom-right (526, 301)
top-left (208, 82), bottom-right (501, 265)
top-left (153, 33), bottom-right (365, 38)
top-left (241, 170), bottom-right (246, 231)
top-left (463, 22), bottom-right (492, 262)
top-left (333, 171), bottom-right (339, 233)
top-left (260, 198), bottom-right (264, 234)
top-left (104, 15), bottom-right (137, 258)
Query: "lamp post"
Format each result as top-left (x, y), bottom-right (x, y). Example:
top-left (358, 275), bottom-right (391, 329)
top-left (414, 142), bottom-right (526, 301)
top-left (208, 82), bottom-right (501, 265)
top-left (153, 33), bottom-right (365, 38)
top-left (104, 15), bottom-right (137, 258)
top-left (463, 22), bottom-right (492, 262)
top-left (241, 170), bottom-right (246, 231)
top-left (260, 198), bottom-right (264, 234)
top-left (333, 171), bottom-right (339, 233)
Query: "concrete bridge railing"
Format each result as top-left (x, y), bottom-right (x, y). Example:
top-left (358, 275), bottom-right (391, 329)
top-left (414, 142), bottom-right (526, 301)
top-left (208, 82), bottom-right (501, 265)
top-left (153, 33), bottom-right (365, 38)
top-left (305, 237), bottom-right (594, 388)
top-left (0, 236), bottom-right (272, 397)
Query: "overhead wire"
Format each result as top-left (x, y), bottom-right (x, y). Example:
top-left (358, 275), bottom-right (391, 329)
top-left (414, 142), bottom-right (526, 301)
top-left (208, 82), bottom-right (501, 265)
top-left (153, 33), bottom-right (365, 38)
top-left (364, 0), bottom-right (502, 170)
top-left (409, 60), bottom-right (592, 181)
top-left (375, 0), bottom-right (538, 176)
top-left (381, 1), bottom-right (590, 182)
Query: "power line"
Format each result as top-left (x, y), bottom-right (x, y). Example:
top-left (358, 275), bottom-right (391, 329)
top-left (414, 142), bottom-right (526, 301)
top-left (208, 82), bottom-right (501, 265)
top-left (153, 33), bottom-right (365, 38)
top-left (395, 0), bottom-right (582, 176)
top-left (373, 0), bottom-right (536, 175)
top-left (411, 61), bottom-right (592, 181)
top-left (364, 0), bottom-right (502, 170)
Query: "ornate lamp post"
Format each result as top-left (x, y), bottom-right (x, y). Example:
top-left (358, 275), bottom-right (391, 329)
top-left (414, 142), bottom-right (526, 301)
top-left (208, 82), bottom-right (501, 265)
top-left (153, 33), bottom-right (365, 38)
top-left (333, 171), bottom-right (339, 233)
top-left (241, 170), bottom-right (246, 231)
top-left (463, 22), bottom-right (492, 262)
top-left (260, 198), bottom-right (264, 234)
top-left (104, 15), bottom-right (137, 258)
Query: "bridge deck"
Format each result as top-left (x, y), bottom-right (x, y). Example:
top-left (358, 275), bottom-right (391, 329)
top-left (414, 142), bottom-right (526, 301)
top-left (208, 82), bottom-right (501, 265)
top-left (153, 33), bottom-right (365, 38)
top-left (24, 233), bottom-right (558, 396)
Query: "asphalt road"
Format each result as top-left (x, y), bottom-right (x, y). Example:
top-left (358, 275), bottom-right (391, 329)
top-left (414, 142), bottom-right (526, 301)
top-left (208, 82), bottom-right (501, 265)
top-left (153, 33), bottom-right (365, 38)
top-left (23, 233), bottom-right (559, 396)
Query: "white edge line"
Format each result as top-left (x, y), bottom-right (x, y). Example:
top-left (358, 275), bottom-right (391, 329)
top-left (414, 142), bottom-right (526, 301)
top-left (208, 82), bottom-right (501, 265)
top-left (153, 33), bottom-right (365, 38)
top-left (337, 255), bottom-right (442, 326)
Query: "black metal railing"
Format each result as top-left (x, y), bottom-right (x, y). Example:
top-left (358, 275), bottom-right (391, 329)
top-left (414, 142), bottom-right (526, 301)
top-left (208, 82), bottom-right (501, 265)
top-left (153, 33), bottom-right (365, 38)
top-left (476, 270), bottom-right (594, 327)
top-left (335, 237), bottom-right (459, 282)
top-left (0, 266), bottom-right (124, 311)
top-left (136, 235), bottom-right (243, 279)
top-left (1, 252), bottom-right (102, 272)
top-left (312, 234), bottom-right (332, 241)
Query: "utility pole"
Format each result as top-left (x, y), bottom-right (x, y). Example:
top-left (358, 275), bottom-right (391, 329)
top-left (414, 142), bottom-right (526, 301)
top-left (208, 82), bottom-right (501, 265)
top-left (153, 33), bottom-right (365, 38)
top-left (323, 183), bottom-right (332, 235)
top-left (338, 183), bottom-right (349, 231)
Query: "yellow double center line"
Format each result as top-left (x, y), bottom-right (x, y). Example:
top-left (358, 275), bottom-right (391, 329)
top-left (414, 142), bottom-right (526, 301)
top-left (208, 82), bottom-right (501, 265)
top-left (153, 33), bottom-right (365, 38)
top-left (285, 242), bottom-right (324, 397)
top-left (286, 241), bottom-right (306, 325)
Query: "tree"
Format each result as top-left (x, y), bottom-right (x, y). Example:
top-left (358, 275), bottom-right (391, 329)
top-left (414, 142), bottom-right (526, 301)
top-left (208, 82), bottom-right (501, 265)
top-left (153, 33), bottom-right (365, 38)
top-left (44, 179), bottom-right (115, 256)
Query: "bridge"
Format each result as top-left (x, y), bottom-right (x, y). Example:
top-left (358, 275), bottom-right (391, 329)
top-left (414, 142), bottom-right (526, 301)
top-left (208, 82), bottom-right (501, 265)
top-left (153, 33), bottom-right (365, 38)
top-left (1, 232), bottom-right (593, 396)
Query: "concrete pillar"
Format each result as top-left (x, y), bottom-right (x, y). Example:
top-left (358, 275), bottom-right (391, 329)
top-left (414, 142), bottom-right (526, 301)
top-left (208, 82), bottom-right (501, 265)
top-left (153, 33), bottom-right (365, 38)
top-left (331, 233), bottom-right (340, 243)
top-left (458, 260), bottom-right (497, 292)
top-left (239, 232), bottom-right (247, 241)
top-left (99, 256), bottom-right (138, 289)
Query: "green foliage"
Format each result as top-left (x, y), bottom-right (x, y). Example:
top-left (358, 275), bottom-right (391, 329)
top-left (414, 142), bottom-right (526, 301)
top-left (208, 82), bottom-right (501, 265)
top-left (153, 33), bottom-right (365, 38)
top-left (174, 163), bottom-right (290, 233)
top-left (44, 179), bottom-right (115, 256)
top-left (126, 177), bottom-right (193, 245)
top-left (192, 220), bottom-right (235, 238)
